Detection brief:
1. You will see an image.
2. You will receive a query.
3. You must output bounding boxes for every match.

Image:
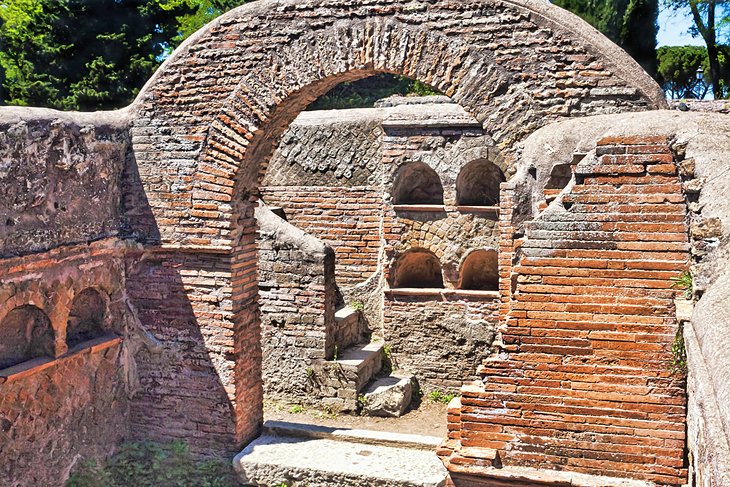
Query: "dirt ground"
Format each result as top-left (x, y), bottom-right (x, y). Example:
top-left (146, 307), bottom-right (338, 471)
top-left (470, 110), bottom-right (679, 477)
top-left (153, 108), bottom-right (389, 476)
top-left (264, 398), bottom-right (449, 438)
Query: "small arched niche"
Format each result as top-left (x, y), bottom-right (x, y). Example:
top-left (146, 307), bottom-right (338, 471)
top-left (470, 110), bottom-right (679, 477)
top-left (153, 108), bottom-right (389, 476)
top-left (391, 248), bottom-right (444, 288)
top-left (67, 288), bottom-right (107, 347)
top-left (393, 162), bottom-right (444, 206)
top-left (0, 305), bottom-right (54, 369)
top-left (459, 249), bottom-right (499, 291)
top-left (456, 159), bottom-right (506, 206)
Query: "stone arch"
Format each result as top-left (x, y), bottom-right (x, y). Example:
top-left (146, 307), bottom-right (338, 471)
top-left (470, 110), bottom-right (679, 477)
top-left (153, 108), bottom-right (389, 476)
top-left (66, 288), bottom-right (109, 347)
top-left (124, 0), bottom-right (669, 452)
top-left (393, 161), bottom-right (444, 205)
top-left (456, 159), bottom-right (506, 206)
top-left (390, 248), bottom-right (444, 289)
top-left (458, 249), bottom-right (499, 291)
top-left (0, 305), bottom-right (54, 369)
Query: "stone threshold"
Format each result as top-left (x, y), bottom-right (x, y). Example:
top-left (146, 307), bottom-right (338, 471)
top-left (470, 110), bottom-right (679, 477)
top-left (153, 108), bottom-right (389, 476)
top-left (263, 420), bottom-right (442, 450)
top-left (0, 334), bottom-right (122, 384)
top-left (386, 288), bottom-right (500, 299)
top-left (447, 463), bottom-right (655, 487)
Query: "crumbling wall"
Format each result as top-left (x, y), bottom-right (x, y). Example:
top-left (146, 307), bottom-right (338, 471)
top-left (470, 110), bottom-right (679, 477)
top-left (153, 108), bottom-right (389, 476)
top-left (256, 204), bottom-right (337, 400)
top-left (0, 109), bottom-right (129, 257)
top-left (443, 135), bottom-right (690, 486)
top-left (0, 240), bottom-right (129, 487)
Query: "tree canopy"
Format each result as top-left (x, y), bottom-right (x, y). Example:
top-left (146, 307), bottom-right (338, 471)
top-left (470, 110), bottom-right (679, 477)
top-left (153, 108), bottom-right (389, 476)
top-left (552, 0), bottom-right (659, 76)
top-left (657, 45), bottom-right (711, 98)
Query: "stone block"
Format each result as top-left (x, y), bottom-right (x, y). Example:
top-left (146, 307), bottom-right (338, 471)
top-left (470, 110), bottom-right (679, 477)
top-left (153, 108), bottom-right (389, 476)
top-left (362, 374), bottom-right (417, 418)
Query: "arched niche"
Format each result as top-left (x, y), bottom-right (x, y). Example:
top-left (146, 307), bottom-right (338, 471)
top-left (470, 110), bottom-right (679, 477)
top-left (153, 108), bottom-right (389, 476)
top-left (0, 305), bottom-right (54, 369)
top-left (391, 248), bottom-right (444, 288)
top-left (67, 288), bottom-right (108, 347)
top-left (459, 249), bottom-right (499, 291)
top-left (456, 159), bottom-right (506, 206)
top-left (393, 162), bottom-right (444, 206)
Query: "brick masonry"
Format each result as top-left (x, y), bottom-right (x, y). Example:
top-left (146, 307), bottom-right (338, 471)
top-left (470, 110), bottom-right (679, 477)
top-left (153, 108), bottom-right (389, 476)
top-left (1, 1), bottom-right (705, 485)
top-left (441, 137), bottom-right (690, 486)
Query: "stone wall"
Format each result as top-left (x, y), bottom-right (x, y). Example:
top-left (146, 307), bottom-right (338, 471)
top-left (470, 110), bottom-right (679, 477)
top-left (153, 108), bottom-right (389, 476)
top-left (383, 293), bottom-right (498, 391)
top-left (0, 109), bottom-right (129, 257)
top-left (261, 186), bottom-right (382, 287)
top-left (256, 203), bottom-right (338, 400)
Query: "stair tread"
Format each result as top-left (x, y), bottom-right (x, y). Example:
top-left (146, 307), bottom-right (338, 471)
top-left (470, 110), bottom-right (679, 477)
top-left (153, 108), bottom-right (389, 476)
top-left (335, 305), bottom-right (359, 321)
top-left (234, 433), bottom-right (448, 486)
top-left (335, 341), bottom-right (383, 367)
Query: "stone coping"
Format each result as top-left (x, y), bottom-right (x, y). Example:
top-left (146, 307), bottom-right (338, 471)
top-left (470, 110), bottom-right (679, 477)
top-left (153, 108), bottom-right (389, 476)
top-left (0, 334), bottom-right (122, 384)
top-left (385, 288), bottom-right (500, 299)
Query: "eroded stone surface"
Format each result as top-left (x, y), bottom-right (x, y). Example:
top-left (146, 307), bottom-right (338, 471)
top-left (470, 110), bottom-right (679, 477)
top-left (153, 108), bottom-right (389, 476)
top-left (362, 374), bottom-right (416, 418)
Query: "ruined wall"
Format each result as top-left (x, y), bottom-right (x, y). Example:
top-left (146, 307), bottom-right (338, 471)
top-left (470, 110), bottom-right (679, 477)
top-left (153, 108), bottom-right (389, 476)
top-left (0, 240), bottom-right (129, 487)
top-left (383, 294), bottom-right (498, 391)
top-left (443, 136), bottom-right (690, 486)
top-left (257, 204), bottom-right (337, 400)
top-left (261, 186), bottom-right (382, 287)
top-left (0, 110), bottom-right (129, 257)
top-left (380, 119), bottom-right (503, 389)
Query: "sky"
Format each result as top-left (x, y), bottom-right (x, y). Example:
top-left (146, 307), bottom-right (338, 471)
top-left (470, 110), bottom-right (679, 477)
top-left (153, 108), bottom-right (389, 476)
top-left (657, 6), bottom-right (705, 47)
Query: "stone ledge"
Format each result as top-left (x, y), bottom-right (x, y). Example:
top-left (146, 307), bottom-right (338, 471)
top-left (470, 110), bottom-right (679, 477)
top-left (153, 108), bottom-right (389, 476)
top-left (0, 334), bottom-right (122, 384)
top-left (386, 288), bottom-right (500, 300)
top-left (393, 204), bottom-right (447, 213)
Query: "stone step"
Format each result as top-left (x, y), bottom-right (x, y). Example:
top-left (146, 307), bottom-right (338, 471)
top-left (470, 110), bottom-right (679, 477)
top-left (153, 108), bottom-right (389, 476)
top-left (234, 421), bottom-right (448, 486)
top-left (311, 340), bottom-right (384, 411)
top-left (262, 420), bottom-right (441, 450)
top-left (333, 305), bottom-right (362, 349)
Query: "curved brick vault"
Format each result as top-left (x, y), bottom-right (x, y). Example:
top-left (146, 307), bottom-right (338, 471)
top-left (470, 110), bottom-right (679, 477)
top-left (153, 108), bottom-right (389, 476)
top-left (122, 0), bottom-right (670, 464)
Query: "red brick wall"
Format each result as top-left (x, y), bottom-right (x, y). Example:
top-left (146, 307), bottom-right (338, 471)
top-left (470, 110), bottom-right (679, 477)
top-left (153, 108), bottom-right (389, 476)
top-left (261, 186), bottom-right (382, 286)
top-left (445, 137), bottom-right (690, 486)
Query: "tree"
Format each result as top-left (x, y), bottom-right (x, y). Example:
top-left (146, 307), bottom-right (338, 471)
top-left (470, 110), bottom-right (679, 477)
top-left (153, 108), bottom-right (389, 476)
top-left (552, 0), bottom-right (659, 77)
top-left (0, 0), bottom-right (195, 110)
top-left (657, 45), bottom-right (711, 98)
top-left (665, 0), bottom-right (730, 98)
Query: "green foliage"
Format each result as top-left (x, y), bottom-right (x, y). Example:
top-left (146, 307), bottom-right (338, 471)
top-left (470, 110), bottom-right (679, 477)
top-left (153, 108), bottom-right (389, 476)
top-left (66, 441), bottom-right (238, 487)
top-left (357, 394), bottom-right (368, 409)
top-left (664, 0), bottom-right (730, 98)
top-left (670, 270), bottom-right (694, 299)
top-left (657, 45), bottom-right (711, 98)
top-left (307, 73), bottom-right (441, 111)
top-left (351, 300), bottom-right (365, 312)
top-left (381, 343), bottom-right (394, 375)
top-left (427, 390), bottom-right (457, 405)
top-left (552, 0), bottom-right (658, 76)
top-left (671, 322), bottom-right (687, 375)
top-left (0, 0), bottom-right (251, 110)
top-left (289, 404), bottom-right (304, 414)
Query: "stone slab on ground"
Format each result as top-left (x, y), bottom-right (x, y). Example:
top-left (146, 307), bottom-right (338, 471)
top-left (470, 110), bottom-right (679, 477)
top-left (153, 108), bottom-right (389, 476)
top-left (234, 426), bottom-right (448, 487)
top-left (362, 374), bottom-right (416, 417)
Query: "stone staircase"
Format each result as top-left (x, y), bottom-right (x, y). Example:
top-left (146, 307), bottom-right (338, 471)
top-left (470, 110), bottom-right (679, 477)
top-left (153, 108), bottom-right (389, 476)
top-left (234, 421), bottom-right (448, 486)
top-left (310, 339), bottom-right (384, 412)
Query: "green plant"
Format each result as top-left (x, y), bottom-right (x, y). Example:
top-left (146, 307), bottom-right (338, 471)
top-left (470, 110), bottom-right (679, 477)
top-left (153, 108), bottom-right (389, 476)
top-left (66, 441), bottom-right (238, 487)
top-left (671, 322), bottom-right (688, 375)
top-left (306, 367), bottom-right (314, 379)
top-left (333, 345), bottom-right (339, 361)
top-left (289, 404), bottom-right (304, 414)
top-left (357, 394), bottom-right (368, 408)
top-left (670, 271), bottom-right (693, 300)
top-left (351, 300), bottom-right (365, 312)
top-left (381, 343), bottom-right (394, 374)
top-left (428, 390), bottom-right (457, 405)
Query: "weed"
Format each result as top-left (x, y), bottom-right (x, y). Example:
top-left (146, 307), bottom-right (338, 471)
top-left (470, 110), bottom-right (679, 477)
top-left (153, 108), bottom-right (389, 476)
top-left (333, 345), bottom-right (339, 361)
top-left (351, 300), bottom-right (364, 312)
top-left (306, 367), bottom-right (314, 379)
top-left (66, 441), bottom-right (238, 487)
top-left (670, 271), bottom-right (693, 300)
top-left (289, 404), bottom-right (304, 414)
top-left (428, 390), bottom-right (457, 405)
top-left (671, 322), bottom-right (687, 375)
top-left (382, 343), bottom-right (394, 374)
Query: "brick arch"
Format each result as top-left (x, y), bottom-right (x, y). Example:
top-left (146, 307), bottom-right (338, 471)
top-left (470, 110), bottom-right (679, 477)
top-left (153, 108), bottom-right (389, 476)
top-left (124, 0), bottom-right (668, 455)
top-left (129, 0), bottom-right (665, 248)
